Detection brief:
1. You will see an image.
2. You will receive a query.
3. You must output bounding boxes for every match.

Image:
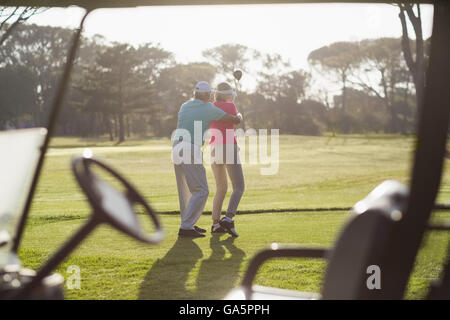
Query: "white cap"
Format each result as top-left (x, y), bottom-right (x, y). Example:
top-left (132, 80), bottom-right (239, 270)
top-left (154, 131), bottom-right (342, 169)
top-left (215, 88), bottom-right (237, 97)
top-left (194, 81), bottom-right (212, 93)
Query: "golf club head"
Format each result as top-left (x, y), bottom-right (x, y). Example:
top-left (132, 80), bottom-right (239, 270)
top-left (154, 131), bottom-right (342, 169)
top-left (233, 70), bottom-right (243, 81)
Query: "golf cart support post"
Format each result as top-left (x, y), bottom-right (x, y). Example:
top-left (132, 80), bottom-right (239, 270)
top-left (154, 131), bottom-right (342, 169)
top-left (11, 9), bottom-right (91, 253)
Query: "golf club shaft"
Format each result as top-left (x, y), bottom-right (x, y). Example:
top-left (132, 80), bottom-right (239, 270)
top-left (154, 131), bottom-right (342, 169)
top-left (234, 77), bottom-right (244, 128)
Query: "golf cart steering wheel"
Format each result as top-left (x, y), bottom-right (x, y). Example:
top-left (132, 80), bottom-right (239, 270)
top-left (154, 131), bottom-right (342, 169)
top-left (72, 156), bottom-right (164, 244)
top-left (10, 156), bottom-right (164, 299)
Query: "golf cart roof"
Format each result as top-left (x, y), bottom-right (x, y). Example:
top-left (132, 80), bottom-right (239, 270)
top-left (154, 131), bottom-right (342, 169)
top-left (1, 0), bottom-right (435, 9)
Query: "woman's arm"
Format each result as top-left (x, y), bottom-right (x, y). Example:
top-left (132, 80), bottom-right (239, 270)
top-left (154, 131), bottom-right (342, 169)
top-left (220, 114), bottom-right (241, 124)
top-left (232, 103), bottom-right (243, 122)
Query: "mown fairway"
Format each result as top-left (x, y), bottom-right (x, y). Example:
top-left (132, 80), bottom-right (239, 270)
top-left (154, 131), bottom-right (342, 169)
top-left (19, 135), bottom-right (450, 299)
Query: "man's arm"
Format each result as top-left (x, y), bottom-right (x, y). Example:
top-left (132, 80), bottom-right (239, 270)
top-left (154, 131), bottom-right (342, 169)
top-left (220, 114), bottom-right (241, 124)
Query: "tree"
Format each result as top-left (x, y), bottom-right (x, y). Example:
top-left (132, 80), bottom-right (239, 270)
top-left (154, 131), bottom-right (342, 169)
top-left (202, 43), bottom-right (258, 82)
top-left (274, 69), bottom-right (311, 133)
top-left (0, 23), bottom-right (74, 127)
top-left (353, 38), bottom-right (412, 133)
top-left (254, 53), bottom-right (291, 129)
top-left (278, 70), bottom-right (309, 104)
top-left (257, 53), bottom-right (291, 100)
top-left (251, 56), bottom-right (321, 135)
top-left (202, 43), bottom-right (260, 129)
top-left (0, 65), bottom-right (37, 129)
top-left (276, 71), bottom-right (323, 135)
top-left (0, 6), bottom-right (46, 46)
top-left (308, 42), bottom-right (361, 133)
top-left (131, 43), bottom-right (174, 136)
top-left (332, 88), bottom-right (390, 133)
top-left (155, 62), bottom-right (216, 136)
top-left (81, 44), bottom-right (141, 142)
top-left (396, 3), bottom-right (426, 125)
top-left (75, 42), bottom-right (173, 141)
top-left (308, 42), bottom-right (361, 112)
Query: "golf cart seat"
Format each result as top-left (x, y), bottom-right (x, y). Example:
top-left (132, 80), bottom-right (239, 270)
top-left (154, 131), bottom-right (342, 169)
top-left (226, 180), bottom-right (408, 300)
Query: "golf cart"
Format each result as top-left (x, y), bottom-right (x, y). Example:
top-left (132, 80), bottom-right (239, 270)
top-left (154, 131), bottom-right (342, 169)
top-left (0, 0), bottom-right (448, 300)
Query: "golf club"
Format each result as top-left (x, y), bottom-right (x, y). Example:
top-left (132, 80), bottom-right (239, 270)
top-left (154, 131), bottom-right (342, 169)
top-left (233, 69), bottom-right (244, 127)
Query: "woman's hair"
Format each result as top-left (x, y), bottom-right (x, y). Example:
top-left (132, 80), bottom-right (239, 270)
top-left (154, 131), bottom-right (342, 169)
top-left (215, 82), bottom-right (233, 102)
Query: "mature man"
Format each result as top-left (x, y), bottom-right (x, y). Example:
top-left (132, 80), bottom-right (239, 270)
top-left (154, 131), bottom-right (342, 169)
top-left (172, 81), bottom-right (241, 238)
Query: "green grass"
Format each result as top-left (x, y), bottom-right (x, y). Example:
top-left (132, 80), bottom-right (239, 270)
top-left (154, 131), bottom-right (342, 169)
top-left (17, 134), bottom-right (450, 299)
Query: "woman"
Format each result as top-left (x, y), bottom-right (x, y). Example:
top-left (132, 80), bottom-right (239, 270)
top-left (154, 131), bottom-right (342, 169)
top-left (209, 82), bottom-right (245, 237)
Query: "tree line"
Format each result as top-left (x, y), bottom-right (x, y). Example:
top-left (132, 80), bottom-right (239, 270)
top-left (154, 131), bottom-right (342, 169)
top-left (0, 7), bottom-right (427, 141)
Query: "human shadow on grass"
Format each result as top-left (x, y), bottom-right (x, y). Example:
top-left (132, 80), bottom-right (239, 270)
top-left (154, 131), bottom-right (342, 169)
top-left (138, 237), bottom-right (203, 300)
top-left (195, 234), bottom-right (245, 299)
top-left (138, 234), bottom-right (245, 300)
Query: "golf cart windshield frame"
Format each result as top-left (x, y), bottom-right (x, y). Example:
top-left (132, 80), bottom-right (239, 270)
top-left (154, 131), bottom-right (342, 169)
top-left (3, 0), bottom-right (449, 299)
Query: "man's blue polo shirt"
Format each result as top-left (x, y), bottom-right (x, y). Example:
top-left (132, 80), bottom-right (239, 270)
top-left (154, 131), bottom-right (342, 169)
top-left (175, 99), bottom-right (226, 146)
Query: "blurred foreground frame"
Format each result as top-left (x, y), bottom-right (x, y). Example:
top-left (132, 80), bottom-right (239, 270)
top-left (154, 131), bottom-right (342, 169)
top-left (2, 0), bottom-right (449, 301)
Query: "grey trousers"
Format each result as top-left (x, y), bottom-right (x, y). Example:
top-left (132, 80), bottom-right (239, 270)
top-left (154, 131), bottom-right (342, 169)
top-left (173, 142), bottom-right (209, 230)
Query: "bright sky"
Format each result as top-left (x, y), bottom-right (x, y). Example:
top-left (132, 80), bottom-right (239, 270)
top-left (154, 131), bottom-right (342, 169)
top-left (28, 4), bottom-right (434, 92)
